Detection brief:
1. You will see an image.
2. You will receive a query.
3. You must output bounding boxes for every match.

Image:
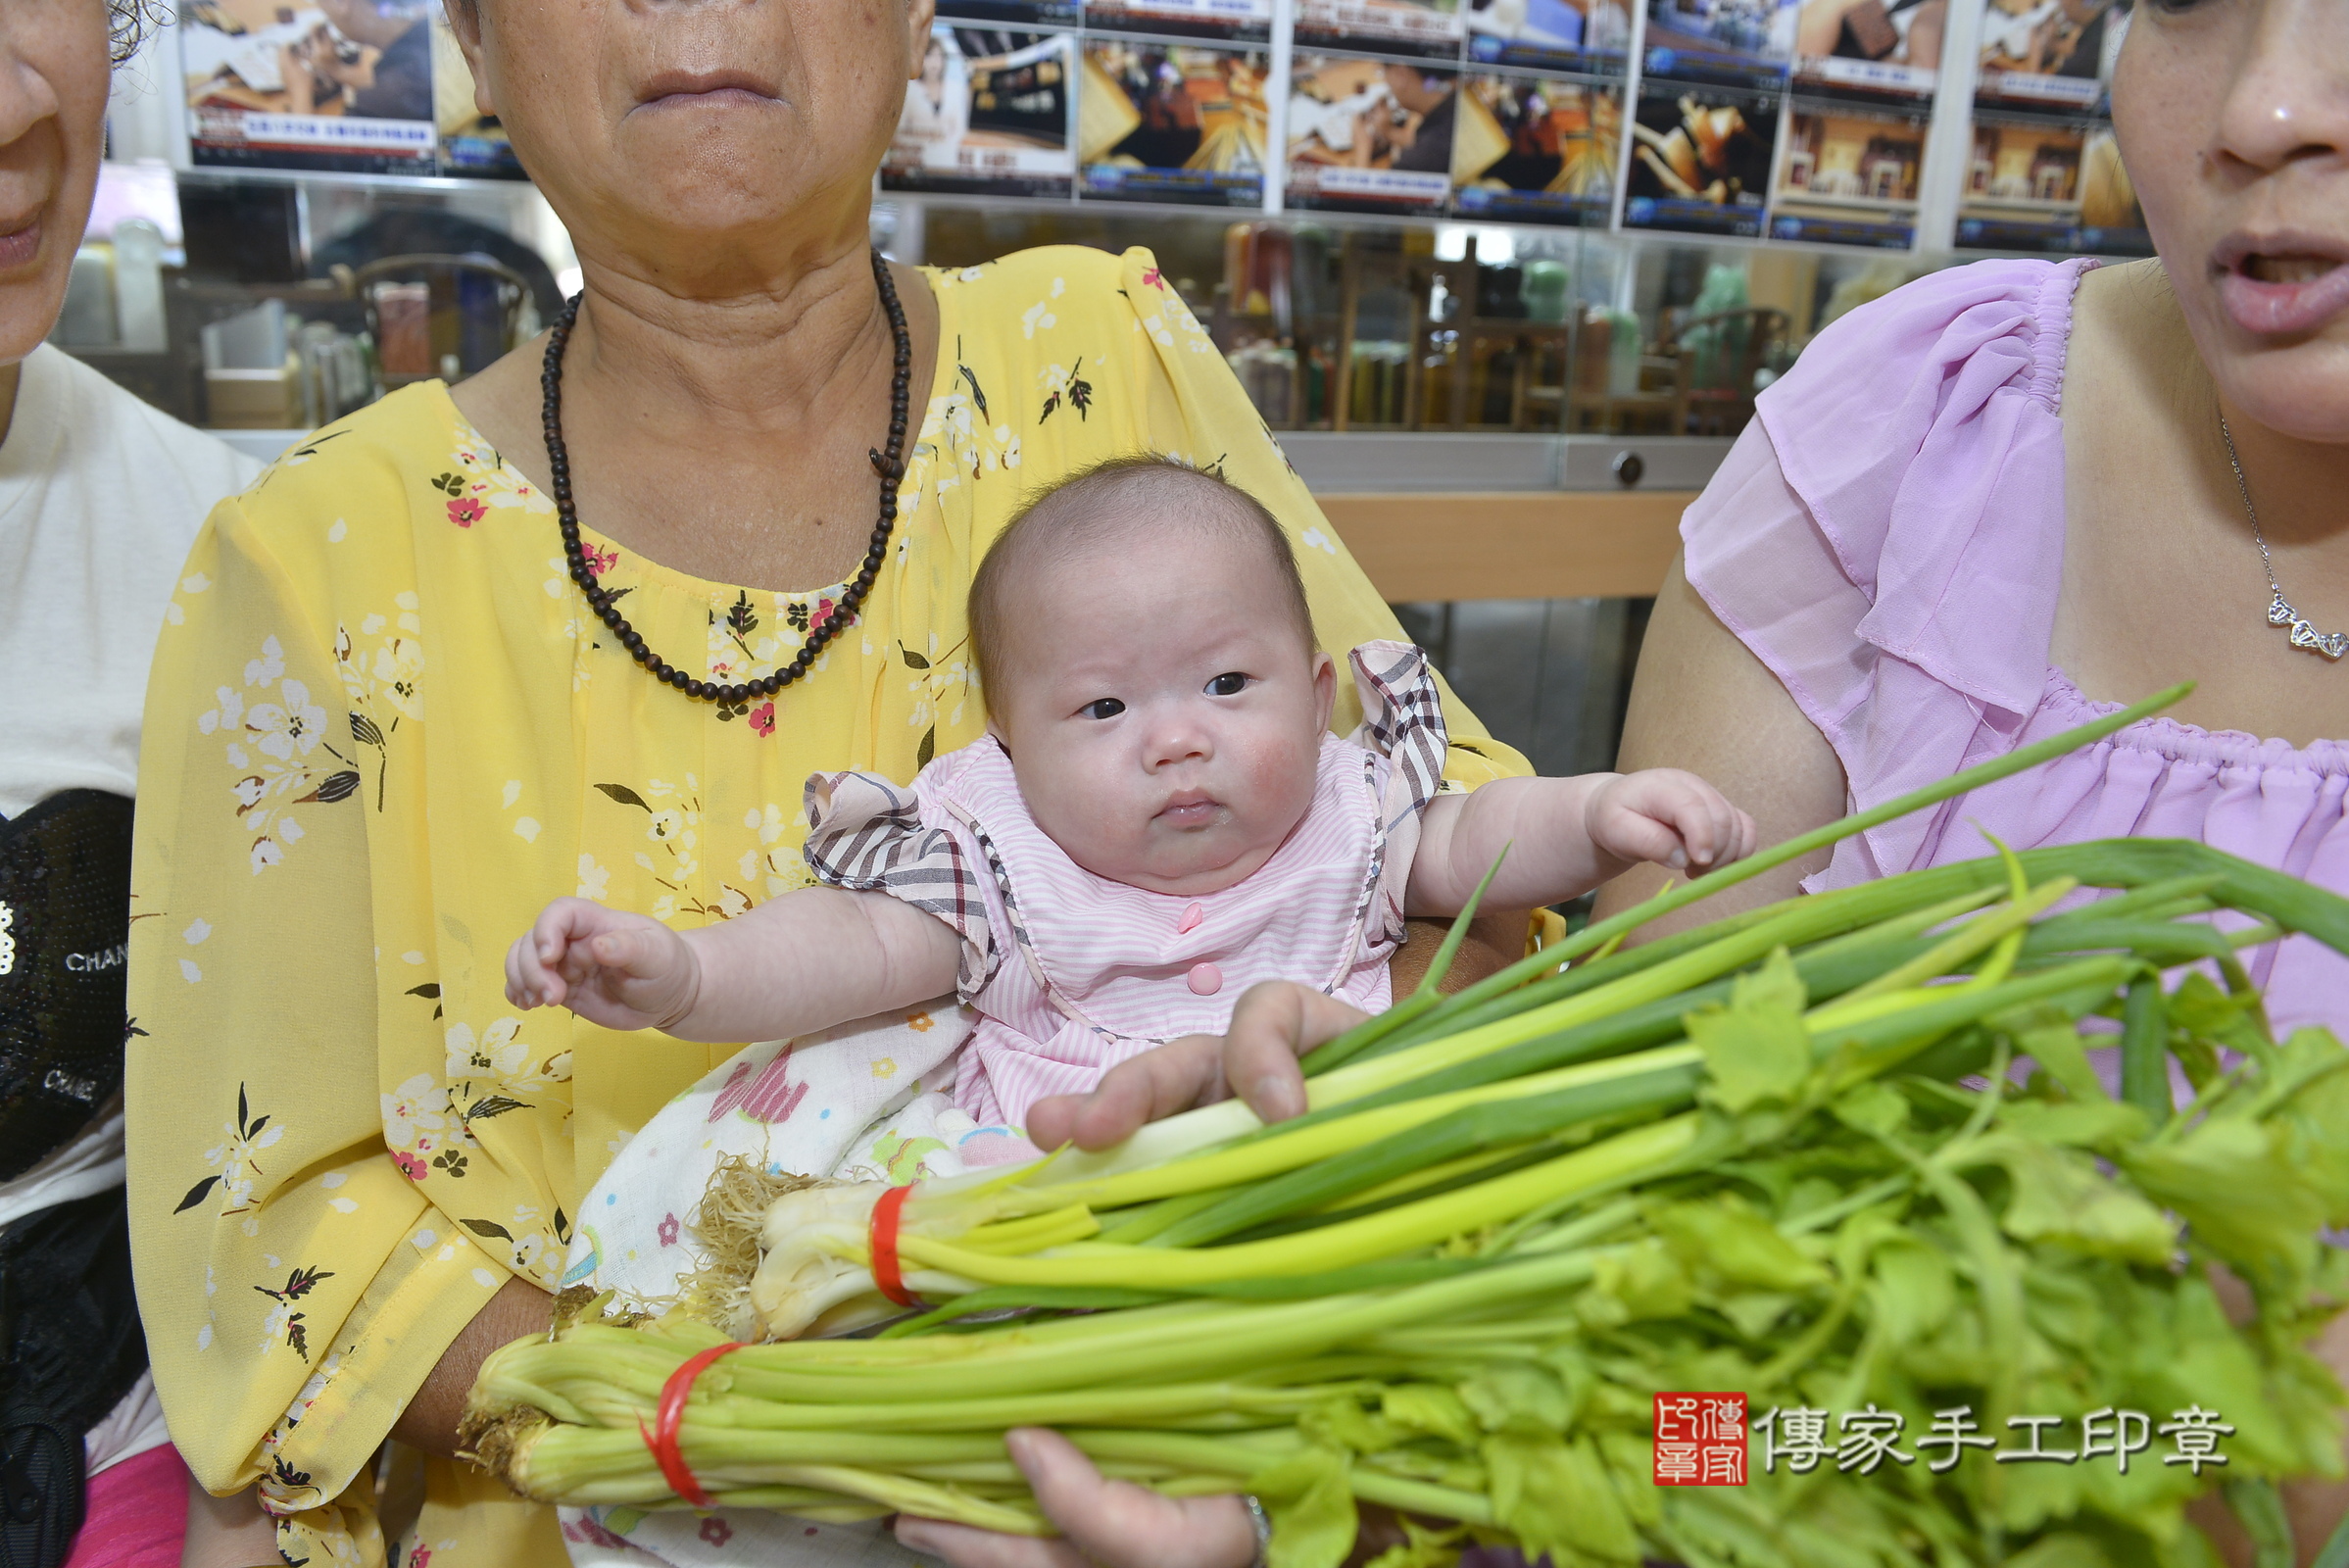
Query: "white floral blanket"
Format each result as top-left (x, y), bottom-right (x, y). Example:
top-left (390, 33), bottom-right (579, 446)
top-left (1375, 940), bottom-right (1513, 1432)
top-left (552, 999), bottom-right (1017, 1566)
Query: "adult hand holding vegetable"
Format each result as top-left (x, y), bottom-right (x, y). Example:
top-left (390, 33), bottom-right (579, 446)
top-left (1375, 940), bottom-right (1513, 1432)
top-left (895, 982), bottom-right (1364, 1568)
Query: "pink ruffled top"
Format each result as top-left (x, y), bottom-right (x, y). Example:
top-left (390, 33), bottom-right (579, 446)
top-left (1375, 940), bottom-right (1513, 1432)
top-left (1684, 257), bottom-right (2349, 1038)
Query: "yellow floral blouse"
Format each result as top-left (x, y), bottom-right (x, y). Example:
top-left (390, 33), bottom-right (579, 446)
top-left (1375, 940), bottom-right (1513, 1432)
top-left (124, 245), bottom-right (1528, 1567)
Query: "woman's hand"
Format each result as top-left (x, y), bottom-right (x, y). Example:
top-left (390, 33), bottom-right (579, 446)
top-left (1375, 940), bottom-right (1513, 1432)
top-left (896, 1430), bottom-right (1258, 1568)
top-left (503, 897), bottom-right (700, 1033)
top-left (1027, 982), bottom-right (1368, 1152)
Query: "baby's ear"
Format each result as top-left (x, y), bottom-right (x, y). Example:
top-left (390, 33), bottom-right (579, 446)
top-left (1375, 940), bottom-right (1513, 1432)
top-left (1311, 650), bottom-right (1338, 733)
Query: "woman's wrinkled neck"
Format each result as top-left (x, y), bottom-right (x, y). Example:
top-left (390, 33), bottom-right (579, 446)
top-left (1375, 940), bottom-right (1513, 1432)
top-left (563, 213), bottom-right (896, 432)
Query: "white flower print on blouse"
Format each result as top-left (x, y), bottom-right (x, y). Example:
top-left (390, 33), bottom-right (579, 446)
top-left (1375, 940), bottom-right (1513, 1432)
top-left (180, 1084), bottom-right (287, 1217)
top-left (202, 635), bottom-right (366, 872)
top-left (443, 1017), bottom-right (569, 1100)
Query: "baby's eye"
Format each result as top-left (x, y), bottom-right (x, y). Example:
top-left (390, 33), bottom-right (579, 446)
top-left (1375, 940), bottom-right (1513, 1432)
top-left (1080, 698), bottom-right (1126, 720)
top-left (1205, 672), bottom-right (1249, 697)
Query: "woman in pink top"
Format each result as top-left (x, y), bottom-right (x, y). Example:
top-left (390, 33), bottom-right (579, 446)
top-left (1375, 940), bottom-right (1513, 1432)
top-left (1002, 11), bottom-right (2349, 1558)
top-left (1600, 0), bottom-right (2349, 1052)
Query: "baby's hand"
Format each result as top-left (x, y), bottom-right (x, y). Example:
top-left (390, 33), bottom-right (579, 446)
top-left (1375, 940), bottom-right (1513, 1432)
top-left (504, 898), bottom-right (700, 1034)
top-left (1585, 769), bottom-right (1758, 877)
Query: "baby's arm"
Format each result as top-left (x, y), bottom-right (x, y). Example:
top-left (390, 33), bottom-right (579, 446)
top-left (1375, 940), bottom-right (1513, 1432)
top-left (1405, 770), bottom-right (1758, 916)
top-left (504, 887), bottom-right (962, 1044)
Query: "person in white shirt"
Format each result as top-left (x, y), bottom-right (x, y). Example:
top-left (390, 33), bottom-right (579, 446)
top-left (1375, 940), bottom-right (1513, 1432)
top-left (0, 2), bottom-right (262, 1563)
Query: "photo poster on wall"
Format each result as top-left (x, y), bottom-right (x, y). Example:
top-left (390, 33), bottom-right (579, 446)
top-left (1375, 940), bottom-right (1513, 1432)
top-left (1953, 106), bottom-right (2084, 253)
top-left (1079, 41), bottom-right (1270, 206)
top-left (1788, 0), bottom-right (1945, 104)
top-left (1296, 0), bottom-right (1467, 63)
top-left (933, 0), bottom-right (1085, 24)
top-left (2076, 122), bottom-right (2148, 256)
top-left (1622, 79), bottom-right (1781, 236)
top-left (1286, 53), bottom-right (1461, 215)
top-left (178, 0), bottom-right (439, 172)
top-left (1957, 0), bottom-right (2146, 257)
top-left (883, 26), bottom-right (1077, 199)
top-left (1450, 72), bottom-right (1622, 225)
top-left (1084, 0), bottom-right (1275, 43)
top-left (1639, 0), bottom-right (1799, 92)
top-left (430, 14), bottom-right (522, 177)
top-left (1973, 0), bottom-right (2117, 115)
top-left (1466, 0), bottom-right (1634, 76)
top-left (1768, 97), bottom-right (1928, 247)
top-left (1953, 107), bottom-right (2145, 257)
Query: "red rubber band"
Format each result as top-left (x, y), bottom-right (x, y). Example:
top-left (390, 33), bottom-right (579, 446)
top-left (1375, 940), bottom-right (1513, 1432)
top-left (870, 1182), bottom-right (923, 1308)
top-left (641, 1342), bottom-right (744, 1510)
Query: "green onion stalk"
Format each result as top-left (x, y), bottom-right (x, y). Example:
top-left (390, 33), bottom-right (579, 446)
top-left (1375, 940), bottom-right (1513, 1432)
top-left (463, 682), bottom-right (2349, 1567)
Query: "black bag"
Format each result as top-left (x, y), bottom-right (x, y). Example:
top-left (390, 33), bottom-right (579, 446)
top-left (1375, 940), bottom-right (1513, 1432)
top-left (0, 1394), bottom-right (82, 1568)
top-left (0, 792), bottom-right (152, 1567)
top-left (0, 791), bottom-right (135, 1181)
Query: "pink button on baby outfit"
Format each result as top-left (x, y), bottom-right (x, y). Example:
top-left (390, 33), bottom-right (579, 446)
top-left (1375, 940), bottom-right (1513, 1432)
top-left (1187, 962), bottom-right (1223, 996)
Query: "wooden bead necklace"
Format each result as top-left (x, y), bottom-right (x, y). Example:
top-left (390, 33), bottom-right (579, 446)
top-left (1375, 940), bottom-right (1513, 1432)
top-left (539, 246), bottom-right (914, 704)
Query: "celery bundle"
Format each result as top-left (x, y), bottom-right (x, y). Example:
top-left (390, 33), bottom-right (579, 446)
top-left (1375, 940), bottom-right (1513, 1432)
top-left (465, 687), bottom-right (2349, 1567)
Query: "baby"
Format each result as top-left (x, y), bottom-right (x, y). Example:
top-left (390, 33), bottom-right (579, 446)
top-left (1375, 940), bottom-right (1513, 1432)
top-left (506, 457), bottom-right (1755, 1152)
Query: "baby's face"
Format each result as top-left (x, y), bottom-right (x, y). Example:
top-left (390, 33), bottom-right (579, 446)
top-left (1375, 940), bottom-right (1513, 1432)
top-left (986, 529), bottom-right (1335, 898)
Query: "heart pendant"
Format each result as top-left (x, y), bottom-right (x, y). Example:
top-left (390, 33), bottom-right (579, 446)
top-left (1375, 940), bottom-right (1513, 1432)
top-left (2287, 618), bottom-right (2349, 661)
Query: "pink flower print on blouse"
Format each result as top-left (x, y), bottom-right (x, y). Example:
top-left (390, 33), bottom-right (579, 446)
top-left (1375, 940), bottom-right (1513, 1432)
top-left (657, 1212), bottom-right (680, 1249)
top-left (1142, 267), bottom-right (1164, 291)
top-left (446, 497), bottom-right (486, 528)
top-left (391, 1151), bottom-right (428, 1181)
top-left (785, 597), bottom-right (841, 635)
top-left (582, 542), bottom-right (617, 578)
top-left (749, 702), bottom-right (775, 738)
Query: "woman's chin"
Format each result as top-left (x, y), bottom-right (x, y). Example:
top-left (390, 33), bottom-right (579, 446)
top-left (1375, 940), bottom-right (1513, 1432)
top-left (2174, 287), bottom-right (2349, 444)
top-left (604, 130), bottom-right (845, 224)
top-left (2212, 342), bottom-right (2349, 446)
top-left (0, 270), bottom-right (72, 367)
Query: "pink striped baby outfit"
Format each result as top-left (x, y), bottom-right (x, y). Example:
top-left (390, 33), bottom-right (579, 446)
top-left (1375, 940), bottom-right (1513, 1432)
top-left (803, 642), bottom-right (1448, 1145)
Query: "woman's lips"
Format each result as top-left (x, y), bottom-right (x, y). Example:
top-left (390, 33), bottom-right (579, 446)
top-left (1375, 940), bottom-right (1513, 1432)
top-left (0, 219), bottom-right (40, 275)
top-left (2214, 243), bottom-right (2349, 337)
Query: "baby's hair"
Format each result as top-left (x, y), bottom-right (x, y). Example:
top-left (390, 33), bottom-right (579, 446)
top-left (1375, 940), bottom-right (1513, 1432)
top-left (969, 456), bottom-right (1317, 692)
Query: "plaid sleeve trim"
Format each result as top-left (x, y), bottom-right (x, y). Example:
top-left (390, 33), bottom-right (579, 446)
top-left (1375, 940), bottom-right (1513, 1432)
top-left (1346, 640), bottom-right (1451, 834)
top-left (802, 769), bottom-right (1001, 997)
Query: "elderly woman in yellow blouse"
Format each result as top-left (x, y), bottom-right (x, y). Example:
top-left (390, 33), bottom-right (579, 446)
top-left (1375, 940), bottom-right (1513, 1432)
top-left (123, 3), bottom-right (1525, 1565)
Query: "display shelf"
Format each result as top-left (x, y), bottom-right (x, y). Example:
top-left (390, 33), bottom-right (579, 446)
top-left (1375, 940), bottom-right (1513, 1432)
top-left (1280, 430), bottom-right (1731, 492)
top-left (86, 3), bottom-right (2136, 456)
top-left (130, 1), bottom-right (2147, 264)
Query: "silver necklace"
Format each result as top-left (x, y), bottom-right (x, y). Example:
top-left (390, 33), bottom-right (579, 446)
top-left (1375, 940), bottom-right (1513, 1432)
top-left (2220, 416), bottom-right (2346, 661)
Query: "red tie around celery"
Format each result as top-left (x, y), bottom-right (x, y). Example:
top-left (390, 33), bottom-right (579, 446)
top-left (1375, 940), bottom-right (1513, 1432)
top-left (640, 1342), bottom-right (745, 1509)
top-left (870, 1182), bottom-right (923, 1308)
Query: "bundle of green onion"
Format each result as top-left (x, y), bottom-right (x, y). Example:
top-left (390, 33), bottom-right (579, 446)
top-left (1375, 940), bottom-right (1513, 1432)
top-left (465, 685), bottom-right (2349, 1567)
